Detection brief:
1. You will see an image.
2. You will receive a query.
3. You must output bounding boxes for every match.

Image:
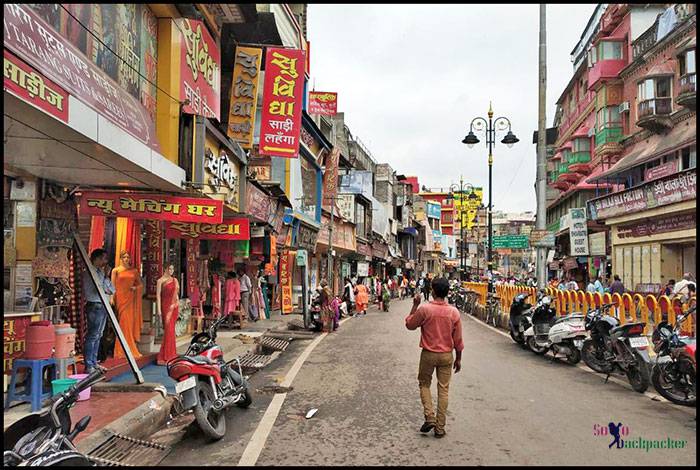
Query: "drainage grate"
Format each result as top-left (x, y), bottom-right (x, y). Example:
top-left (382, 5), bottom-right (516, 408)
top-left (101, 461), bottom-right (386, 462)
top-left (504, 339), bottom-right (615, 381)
top-left (258, 336), bottom-right (290, 351)
top-left (237, 353), bottom-right (273, 372)
top-left (87, 431), bottom-right (171, 466)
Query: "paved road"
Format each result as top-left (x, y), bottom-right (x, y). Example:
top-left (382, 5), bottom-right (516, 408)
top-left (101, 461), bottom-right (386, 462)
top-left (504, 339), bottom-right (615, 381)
top-left (163, 299), bottom-right (696, 466)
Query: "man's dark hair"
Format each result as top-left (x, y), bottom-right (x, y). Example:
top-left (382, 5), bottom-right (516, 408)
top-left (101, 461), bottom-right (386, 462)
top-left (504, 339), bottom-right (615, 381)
top-left (90, 248), bottom-right (107, 263)
top-left (431, 277), bottom-right (450, 299)
top-left (668, 279), bottom-right (676, 285)
top-left (613, 274), bottom-right (621, 281)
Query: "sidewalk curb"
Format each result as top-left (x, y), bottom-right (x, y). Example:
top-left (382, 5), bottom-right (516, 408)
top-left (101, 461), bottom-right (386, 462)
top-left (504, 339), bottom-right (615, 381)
top-left (76, 392), bottom-right (174, 454)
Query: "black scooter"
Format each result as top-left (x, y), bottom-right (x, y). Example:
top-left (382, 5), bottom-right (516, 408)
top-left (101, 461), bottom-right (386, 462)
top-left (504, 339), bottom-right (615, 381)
top-left (508, 292), bottom-right (533, 347)
top-left (4, 368), bottom-right (105, 466)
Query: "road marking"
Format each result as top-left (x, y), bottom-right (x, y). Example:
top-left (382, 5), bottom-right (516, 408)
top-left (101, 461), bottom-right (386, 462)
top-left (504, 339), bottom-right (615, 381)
top-left (464, 313), bottom-right (695, 415)
top-left (237, 316), bottom-right (352, 466)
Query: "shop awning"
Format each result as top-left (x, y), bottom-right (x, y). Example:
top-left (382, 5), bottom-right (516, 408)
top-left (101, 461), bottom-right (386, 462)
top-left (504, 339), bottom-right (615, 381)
top-left (587, 121), bottom-right (696, 183)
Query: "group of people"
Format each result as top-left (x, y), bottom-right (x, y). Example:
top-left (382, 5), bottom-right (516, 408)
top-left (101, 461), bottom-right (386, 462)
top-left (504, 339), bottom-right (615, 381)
top-left (223, 268), bottom-right (265, 324)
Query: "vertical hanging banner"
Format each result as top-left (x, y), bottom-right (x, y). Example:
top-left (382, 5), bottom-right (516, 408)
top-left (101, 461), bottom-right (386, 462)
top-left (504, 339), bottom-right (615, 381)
top-left (308, 91), bottom-right (338, 115)
top-left (322, 148), bottom-right (340, 211)
top-left (185, 237), bottom-right (200, 306)
top-left (177, 18), bottom-right (221, 121)
top-left (279, 248), bottom-right (294, 314)
top-left (227, 47), bottom-right (262, 149)
top-left (259, 47), bottom-right (306, 158)
top-left (144, 220), bottom-right (163, 299)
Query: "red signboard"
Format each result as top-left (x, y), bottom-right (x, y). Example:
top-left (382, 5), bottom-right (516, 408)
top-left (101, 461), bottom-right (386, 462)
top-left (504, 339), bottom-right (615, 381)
top-left (144, 220), bottom-right (163, 300)
top-left (245, 183), bottom-right (273, 223)
top-left (308, 91), bottom-right (338, 115)
top-left (79, 192), bottom-right (224, 223)
top-left (177, 18), bottom-right (221, 121)
top-left (4, 49), bottom-right (68, 123)
top-left (3, 4), bottom-right (160, 152)
top-left (357, 242), bottom-right (372, 258)
top-left (259, 47), bottom-right (306, 158)
top-left (185, 237), bottom-right (200, 306)
top-left (165, 218), bottom-right (250, 240)
top-left (618, 212), bottom-right (695, 239)
top-left (644, 161), bottom-right (677, 182)
top-left (279, 248), bottom-right (293, 314)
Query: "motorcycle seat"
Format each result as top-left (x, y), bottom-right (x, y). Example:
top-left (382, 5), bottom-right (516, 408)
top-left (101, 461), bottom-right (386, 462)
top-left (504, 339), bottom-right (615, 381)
top-left (183, 355), bottom-right (216, 365)
top-left (610, 322), bottom-right (645, 335)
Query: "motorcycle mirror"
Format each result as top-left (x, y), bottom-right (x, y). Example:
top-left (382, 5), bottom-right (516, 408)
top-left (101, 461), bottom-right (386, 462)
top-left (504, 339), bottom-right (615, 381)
top-left (67, 415), bottom-right (92, 441)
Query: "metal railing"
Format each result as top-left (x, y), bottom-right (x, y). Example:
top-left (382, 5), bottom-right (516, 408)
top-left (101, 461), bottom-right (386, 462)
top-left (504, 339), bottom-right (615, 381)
top-left (637, 97), bottom-right (672, 119)
top-left (679, 72), bottom-right (696, 95)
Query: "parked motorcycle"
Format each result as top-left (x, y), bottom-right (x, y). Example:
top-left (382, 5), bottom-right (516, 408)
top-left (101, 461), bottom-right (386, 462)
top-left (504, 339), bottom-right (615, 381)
top-left (523, 295), bottom-right (587, 364)
top-left (167, 314), bottom-right (252, 441)
top-left (4, 368), bottom-right (104, 466)
top-left (581, 303), bottom-right (652, 393)
top-left (650, 306), bottom-right (696, 406)
top-left (508, 293), bottom-right (533, 347)
top-left (309, 290), bottom-right (323, 331)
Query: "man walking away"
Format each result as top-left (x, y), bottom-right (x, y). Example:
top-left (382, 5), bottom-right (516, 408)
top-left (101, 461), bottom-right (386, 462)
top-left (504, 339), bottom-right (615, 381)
top-left (239, 268), bottom-right (256, 322)
top-left (82, 249), bottom-right (115, 374)
top-left (609, 274), bottom-right (626, 295)
top-left (405, 277), bottom-right (464, 438)
top-left (422, 275), bottom-right (431, 301)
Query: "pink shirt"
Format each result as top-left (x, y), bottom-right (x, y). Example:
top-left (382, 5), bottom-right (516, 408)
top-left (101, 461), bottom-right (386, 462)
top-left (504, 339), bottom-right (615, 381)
top-left (405, 300), bottom-right (464, 353)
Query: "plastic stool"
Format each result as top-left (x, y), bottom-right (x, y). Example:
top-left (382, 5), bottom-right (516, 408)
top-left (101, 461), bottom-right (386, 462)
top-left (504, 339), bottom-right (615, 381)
top-left (55, 357), bottom-right (78, 380)
top-left (5, 358), bottom-right (57, 412)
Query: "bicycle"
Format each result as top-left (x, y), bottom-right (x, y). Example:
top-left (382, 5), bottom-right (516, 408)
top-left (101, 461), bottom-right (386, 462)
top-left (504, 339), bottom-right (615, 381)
top-left (485, 293), bottom-right (501, 328)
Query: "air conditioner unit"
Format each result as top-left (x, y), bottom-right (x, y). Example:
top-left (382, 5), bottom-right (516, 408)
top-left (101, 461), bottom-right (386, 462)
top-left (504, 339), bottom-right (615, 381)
top-left (618, 101), bottom-right (631, 113)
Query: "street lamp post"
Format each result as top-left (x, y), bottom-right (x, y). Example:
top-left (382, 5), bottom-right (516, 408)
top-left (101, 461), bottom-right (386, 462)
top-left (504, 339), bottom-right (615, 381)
top-left (462, 102), bottom-right (519, 294)
top-left (447, 176), bottom-right (476, 282)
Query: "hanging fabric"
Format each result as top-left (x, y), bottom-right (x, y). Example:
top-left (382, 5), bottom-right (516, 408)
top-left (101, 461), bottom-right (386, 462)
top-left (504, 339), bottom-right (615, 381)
top-left (88, 216), bottom-right (106, 253)
top-left (104, 217), bottom-right (117, 263)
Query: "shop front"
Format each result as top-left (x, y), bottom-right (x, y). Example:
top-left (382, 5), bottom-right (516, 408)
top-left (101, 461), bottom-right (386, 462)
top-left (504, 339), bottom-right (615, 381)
top-left (588, 169), bottom-right (696, 292)
top-left (316, 215), bottom-right (357, 294)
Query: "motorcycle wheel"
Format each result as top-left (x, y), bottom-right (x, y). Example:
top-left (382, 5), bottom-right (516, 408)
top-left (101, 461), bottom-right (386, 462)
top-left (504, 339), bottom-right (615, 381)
top-left (651, 360), bottom-right (696, 406)
top-left (581, 339), bottom-right (614, 373)
top-left (625, 352), bottom-right (650, 393)
top-left (27, 450), bottom-right (91, 466)
top-left (193, 380), bottom-right (226, 440)
top-left (236, 388), bottom-right (253, 408)
top-left (527, 336), bottom-right (548, 355)
top-left (565, 348), bottom-right (581, 365)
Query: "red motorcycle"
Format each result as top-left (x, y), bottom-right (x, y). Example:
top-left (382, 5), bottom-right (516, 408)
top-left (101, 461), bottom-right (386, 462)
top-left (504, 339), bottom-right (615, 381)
top-left (167, 315), bottom-right (252, 440)
top-left (651, 306), bottom-right (696, 407)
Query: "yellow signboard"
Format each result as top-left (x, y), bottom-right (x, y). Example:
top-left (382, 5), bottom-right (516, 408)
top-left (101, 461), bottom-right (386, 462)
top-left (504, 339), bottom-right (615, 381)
top-left (454, 188), bottom-right (483, 230)
top-left (227, 47), bottom-right (262, 149)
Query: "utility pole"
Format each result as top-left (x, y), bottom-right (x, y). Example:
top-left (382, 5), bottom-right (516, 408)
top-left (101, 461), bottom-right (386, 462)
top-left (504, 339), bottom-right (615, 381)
top-left (327, 199), bottom-right (334, 291)
top-left (535, 3), bottom-right (548, 289)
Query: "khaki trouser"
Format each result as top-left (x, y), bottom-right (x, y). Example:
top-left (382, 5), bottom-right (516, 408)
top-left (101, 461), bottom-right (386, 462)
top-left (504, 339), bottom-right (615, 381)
top-left (418, 349), bottom-right (453, 433)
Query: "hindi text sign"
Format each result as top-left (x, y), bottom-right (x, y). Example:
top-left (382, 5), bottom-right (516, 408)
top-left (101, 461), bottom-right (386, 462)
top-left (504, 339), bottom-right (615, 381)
top-left (177, 18), bottom-right (221, 120)
top-left (165, 218), bottom-right (250, 240)
top-left (259, 47), bottom-right (306, 158)
top-left (308, 91), bottom-right (338, 115)
top-left (79, 192), bottom-right (224, 223)
top-left (227, 47), bottom-right (261, 148)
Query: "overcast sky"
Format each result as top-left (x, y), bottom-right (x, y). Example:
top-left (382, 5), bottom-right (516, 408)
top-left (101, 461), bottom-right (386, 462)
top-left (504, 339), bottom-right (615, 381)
top-left (307, 3), bottom-right (598, 213)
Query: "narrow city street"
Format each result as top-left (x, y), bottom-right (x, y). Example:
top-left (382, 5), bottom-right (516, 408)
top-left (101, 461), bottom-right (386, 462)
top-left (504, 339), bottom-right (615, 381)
top-left (163, 299), bottom-right (696, 466)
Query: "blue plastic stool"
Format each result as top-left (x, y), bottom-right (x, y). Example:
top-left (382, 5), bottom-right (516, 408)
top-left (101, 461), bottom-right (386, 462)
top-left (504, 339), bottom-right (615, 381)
top-left (4, 358), bottom-right (57, 412)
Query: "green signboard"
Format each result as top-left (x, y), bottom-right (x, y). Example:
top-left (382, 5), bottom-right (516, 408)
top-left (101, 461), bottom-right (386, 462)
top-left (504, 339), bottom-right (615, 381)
top-left (492, 235), bottom-right (529, 249)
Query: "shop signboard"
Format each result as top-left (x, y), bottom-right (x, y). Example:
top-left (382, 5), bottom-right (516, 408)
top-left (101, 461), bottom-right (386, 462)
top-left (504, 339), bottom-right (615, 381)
top-left (246, 183), bottom-right (273, 223)
top-left (357, 261), bottom-right (369, 277)
top-left (322, 148), bottom-right (341, 210)
top-left (336, 194), bottom-right (355, 223)
top-left (530, 229), bottom-right (556, 248)
top-left (227, 47), bottom-right (262, 148)
top-left (617, 212), bottom-right (695, 240)
top-left (295, 249), bottom-right (307, 267)
top-left (563, 257), bottom-right (579, 270)
top-left (341, 262), bottom-right (351, 280)
top-left (204, 147), bottom-right (240, 208)
top-left (371, 240), bottom-right (389, 259)
top-left (259, 47), bottom-right (306, 158)
top-left (80, 192), bottom-right (224, 223)
top-left (588, 169), bottom-right (696, 220)
top-left (427, 202), bottom-right (441, 220)
top-left (644, 161), bottom-right (677, 182)
top-left (4, 4), bottom-right (161, 151)
top-left (185, 237), bottom-right (200, 305)
top-left (357, 241), bottom-right (372, 257)
top-left (568, 208), bottom-right (589, 256)
top-left (588, 231), bottom-right (606, 256)
top-left (165, 218), bottom-right (250, 240)
top-left (4, 49), bottom-right (68, 123)
top-left (279, 248), bottom-right (293, 314)
top-left (295, 222), bottom-right (319, 251)
top-left (339, 171), bottom-right (373, 197)
top-left (548, 260), bottom-right (560, 270)
top-left (144, 220), bottom-right (163, 299)
top-left (308, 91), bottom-right (338, 115)
top-left (454, 188), bottom-right (483, 229)
top-left (492, 235), bottom-right (529, 249)
top-left (317, 217), bottom-right (356, 252)
top-left (177, 18), bottom-right (221, 120)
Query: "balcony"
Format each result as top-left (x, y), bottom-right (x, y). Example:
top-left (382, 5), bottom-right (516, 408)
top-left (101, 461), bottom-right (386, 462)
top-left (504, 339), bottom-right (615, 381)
top-left (556, 163), bottom-right (581, 184)
top-left (636, 98), bottom-right (673, 132)
top-left (557, 93), bottom-right (594, 137)
top-left (568, 151), bottom-right (592, 174)
top-left (676, 73), bottom-right (696, 109)
top-left (595, 126), bottom-right (623, 158)
top-left (588, 59), bottom-right (626, 90)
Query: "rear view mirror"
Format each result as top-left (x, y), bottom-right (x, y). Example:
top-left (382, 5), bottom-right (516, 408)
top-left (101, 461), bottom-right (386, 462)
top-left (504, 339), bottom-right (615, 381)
top-left (67, 415), bottom-right (92, 441)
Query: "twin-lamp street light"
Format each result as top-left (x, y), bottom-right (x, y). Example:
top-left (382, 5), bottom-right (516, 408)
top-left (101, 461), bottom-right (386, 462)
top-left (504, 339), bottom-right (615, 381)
top-left (462, 102), bottom-right (519, 294)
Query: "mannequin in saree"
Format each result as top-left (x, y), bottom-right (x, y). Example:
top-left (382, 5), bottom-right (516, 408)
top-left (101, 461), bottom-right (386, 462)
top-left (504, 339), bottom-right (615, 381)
top-left (112, 251), bottom-right (143, 360)
top-left (156, 262), bottom-right (180, 365)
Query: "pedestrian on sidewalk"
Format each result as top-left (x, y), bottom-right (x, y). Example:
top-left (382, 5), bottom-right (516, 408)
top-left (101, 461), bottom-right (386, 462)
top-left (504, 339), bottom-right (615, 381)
top-left (422, 274), bottom-right (432, 301)
top-left (82, 248), bottom-right (115, 374)
top-left (319, 280), bottom-right (334, 333)
top-left (354, 279), bottom-right (369, 316)
top-left (343, 277), bottom-right (355, 317)
top-left (239, 268), bottom-right (256, 322)
top-left (405, 277), bottom-right (463, 439)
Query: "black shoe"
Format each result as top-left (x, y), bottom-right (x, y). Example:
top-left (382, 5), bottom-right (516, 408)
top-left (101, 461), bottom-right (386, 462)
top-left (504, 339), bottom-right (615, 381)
top-left (420, 422), bottom-right (436, 433)
top-left (434, 429), bottom-right (446, 438)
